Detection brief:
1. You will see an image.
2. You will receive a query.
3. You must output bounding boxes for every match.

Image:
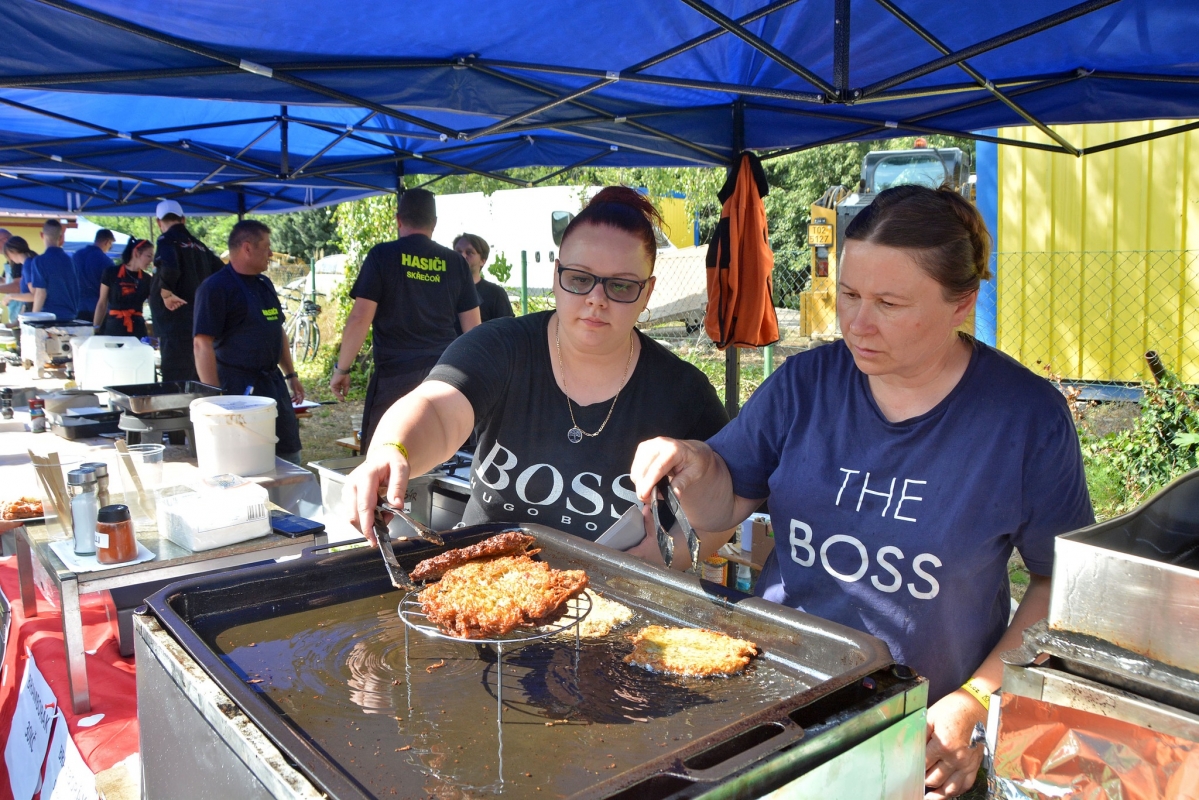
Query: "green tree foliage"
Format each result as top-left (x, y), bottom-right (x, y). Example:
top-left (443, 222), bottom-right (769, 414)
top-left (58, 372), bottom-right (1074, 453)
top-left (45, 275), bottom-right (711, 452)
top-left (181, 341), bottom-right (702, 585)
top-left (86, 207), bottom-right (341, 258)
top-left (270, 207), bottom-right (341, 259)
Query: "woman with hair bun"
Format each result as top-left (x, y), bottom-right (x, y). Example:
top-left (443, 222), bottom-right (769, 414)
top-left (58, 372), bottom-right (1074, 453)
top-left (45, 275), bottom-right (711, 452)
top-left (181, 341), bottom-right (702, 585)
top-left (346, 187), bottom-right (728, 560)
top-left (632, 184), bottom-right (1093, 799)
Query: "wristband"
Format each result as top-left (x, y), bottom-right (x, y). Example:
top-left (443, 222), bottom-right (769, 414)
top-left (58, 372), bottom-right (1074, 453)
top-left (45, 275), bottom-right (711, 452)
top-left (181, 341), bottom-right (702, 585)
top-left (333, 365), bottom-right (352, 375)
top-left (382, 441), bottom-right (409, 460)
top-left (960, 678), bottom-right (991, 711)
top-left (282, 372), bottom-right (298, 380)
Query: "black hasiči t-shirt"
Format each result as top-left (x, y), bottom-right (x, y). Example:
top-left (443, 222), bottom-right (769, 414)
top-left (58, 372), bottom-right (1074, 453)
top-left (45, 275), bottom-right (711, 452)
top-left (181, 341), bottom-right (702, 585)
top-left (427, 311), bottom-right (728, 540)
top-left (351, 234), bottom-right (479, 376)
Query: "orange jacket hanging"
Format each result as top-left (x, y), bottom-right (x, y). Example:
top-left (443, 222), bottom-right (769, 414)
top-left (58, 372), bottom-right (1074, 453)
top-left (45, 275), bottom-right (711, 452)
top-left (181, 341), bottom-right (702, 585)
top-left (704, 152), bottom-right (779, 349)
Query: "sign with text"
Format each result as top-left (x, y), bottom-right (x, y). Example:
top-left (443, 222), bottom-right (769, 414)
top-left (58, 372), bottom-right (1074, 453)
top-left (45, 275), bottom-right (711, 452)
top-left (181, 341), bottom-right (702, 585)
top-left (5, 656), bottom-right (55, 800)
top-left (40, 711), bottom-right (98, 800)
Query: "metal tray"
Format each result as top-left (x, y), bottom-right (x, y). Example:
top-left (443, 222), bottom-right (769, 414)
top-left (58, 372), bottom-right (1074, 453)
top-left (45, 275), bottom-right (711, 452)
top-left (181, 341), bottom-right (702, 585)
top-left (105, 380), bottom-right (221, 414)
top-left (1049, 468), bottom-right (1199, 675)
top-left (144, 523), bottom-right (899, 800)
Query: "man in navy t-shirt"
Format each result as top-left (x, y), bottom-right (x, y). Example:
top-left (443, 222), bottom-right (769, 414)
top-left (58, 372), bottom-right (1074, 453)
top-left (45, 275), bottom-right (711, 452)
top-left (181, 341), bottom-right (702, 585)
top-left (29, 219), bottom-right (81, 321)
top-left (72, 228), bottom-right (116, 320)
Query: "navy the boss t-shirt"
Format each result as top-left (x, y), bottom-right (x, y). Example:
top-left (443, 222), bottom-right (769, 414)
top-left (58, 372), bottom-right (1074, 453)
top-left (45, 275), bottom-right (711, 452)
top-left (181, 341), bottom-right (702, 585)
top-left (708, 338), bottom-right (1093, 701)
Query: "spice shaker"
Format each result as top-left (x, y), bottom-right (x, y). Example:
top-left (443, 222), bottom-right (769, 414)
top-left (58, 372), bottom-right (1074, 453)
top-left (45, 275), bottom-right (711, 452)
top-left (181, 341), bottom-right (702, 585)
top-left (1, 388), bottom-right (12, 420)
top-left (29, 397), bottom-right (46, 434)
top-left (80, 462), bottom-right (110, 508)
top-left (95, 504), bottom-right (136, 565)
top-left (67, 467), bottom-right (99, 556)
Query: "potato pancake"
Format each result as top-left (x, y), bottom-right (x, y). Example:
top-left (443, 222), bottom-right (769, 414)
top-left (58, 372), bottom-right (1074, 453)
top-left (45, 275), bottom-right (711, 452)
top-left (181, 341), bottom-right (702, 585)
top-left (624, 626), bottom-right (759, 677)
top-left (418, 554), bottom-right (588, 639)
top-left (410, 531), bottom-right (536, 582)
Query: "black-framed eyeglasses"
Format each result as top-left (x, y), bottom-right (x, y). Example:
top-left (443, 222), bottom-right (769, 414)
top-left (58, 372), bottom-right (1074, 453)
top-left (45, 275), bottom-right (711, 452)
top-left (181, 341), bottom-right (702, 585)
top-left (556, 262), bottom-right (649, 303)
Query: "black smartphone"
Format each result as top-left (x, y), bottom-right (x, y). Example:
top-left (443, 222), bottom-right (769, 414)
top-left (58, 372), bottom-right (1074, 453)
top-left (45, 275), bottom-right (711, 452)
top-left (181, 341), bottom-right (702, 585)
top-left (269, 510), bottom-right (326, 538)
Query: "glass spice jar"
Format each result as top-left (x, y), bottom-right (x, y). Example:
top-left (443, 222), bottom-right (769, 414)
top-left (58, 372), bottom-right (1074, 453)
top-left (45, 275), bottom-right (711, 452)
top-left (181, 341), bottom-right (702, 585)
top-left (95, 504), bottom-right (137, 565)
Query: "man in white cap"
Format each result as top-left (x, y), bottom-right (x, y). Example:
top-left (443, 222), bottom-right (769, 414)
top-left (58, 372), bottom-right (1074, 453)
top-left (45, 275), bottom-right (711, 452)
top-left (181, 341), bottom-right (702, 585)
top-left (149, 199), bottom-right (223, 382)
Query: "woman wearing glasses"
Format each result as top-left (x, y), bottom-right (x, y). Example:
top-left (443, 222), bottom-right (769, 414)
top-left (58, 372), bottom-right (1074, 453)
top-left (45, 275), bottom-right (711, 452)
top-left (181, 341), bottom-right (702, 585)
top-left (344, 187), bottom-right (728, 563)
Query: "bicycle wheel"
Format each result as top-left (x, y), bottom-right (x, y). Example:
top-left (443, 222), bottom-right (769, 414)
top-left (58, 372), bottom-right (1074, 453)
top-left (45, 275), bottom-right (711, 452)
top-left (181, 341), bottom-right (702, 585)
top-left (308, 315), bottom-right (321, 355)
top-left (294, 317), bottom-right (315, 362)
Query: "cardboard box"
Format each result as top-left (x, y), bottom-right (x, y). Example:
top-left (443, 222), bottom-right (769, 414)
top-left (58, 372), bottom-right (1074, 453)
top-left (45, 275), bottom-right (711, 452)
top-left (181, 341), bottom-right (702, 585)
top-left (745, 514), bottom-right (773, 569)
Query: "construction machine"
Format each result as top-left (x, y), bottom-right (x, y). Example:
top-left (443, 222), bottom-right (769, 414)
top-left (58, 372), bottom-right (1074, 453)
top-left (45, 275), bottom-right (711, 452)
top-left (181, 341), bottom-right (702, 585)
top-left (800, 139), bottom-right (974, 338)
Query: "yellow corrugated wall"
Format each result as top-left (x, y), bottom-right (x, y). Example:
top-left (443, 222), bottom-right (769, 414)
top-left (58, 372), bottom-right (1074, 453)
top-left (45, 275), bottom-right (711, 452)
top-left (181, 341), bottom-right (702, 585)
top-left (998, 121), bottom-right (1199, 382)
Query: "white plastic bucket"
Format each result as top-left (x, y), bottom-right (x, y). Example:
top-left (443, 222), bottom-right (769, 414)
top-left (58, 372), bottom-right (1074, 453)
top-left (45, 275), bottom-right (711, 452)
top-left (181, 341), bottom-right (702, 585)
top-left (190, 395), bottom-right (278, 476)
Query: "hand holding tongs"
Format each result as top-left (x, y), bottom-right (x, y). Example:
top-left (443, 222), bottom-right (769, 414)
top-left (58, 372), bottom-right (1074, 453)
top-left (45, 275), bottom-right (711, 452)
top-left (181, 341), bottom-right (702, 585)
top-left (650, 477), bottom-right (701, 573)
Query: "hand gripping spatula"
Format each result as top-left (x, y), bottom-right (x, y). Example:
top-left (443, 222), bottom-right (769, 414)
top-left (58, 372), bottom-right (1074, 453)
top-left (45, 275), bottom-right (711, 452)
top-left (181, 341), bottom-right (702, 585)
top-left (651, 478), bottom-right (700, 572)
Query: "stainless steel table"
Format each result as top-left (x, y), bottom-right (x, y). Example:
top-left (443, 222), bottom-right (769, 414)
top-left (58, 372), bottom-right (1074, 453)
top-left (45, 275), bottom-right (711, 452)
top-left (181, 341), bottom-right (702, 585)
top-left (14, 457), bottom-right (326, 713)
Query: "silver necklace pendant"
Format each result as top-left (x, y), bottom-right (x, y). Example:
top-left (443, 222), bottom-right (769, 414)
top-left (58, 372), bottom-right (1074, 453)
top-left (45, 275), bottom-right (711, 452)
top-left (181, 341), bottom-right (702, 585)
top-left (567, 426), bottom-right (584, 444)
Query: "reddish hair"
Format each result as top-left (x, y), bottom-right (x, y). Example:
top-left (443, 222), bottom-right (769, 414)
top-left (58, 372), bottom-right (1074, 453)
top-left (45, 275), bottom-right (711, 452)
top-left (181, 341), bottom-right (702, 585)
top-left (561, 186), bottom-right (664, 271)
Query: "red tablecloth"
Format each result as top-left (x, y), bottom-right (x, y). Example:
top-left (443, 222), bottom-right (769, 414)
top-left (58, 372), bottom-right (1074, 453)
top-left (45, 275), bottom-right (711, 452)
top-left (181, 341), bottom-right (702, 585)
top-left (0, 556), bottom-right (138, 798)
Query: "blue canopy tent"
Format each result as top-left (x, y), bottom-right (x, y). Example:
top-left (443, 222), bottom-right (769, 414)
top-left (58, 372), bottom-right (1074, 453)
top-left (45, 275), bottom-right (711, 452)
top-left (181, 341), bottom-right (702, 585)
top-left (1, 0), bottom-right (1198, 216)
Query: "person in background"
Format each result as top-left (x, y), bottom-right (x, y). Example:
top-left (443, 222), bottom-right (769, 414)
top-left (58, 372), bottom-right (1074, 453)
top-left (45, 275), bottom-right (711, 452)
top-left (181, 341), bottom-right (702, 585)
top-left (150, 199), bottom-right (223, 381)
top-left (94, 238), bottom-right (153, 338)
top-left (330, 189), bottom-right (480, 449)
top-left (30, 219), bottom-right (81, 321)
top-left (0, 232), bottom-right (33, 323)
top-left (454, 233), bottom-right (514, 323)
top-left (73, 228), bottom-right (115, 320)
top-left (193, 220), bottom-right (304, 464)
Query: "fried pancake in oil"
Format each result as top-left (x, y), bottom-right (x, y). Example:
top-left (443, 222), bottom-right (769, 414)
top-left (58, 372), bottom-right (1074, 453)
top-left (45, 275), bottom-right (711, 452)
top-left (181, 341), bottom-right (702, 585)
top-left (624, 625), bottom-right (759, 677)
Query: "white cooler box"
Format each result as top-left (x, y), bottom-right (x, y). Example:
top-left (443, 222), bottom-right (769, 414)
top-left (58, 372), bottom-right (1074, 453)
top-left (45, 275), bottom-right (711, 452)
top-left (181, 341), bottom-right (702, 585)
top-left (156, 474), bottom-right (271, 551)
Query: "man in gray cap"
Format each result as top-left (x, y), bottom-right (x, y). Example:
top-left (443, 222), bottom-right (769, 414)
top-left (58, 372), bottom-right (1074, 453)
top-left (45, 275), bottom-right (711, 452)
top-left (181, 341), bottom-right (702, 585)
top-left (149, 199), bottom-right (223, 382)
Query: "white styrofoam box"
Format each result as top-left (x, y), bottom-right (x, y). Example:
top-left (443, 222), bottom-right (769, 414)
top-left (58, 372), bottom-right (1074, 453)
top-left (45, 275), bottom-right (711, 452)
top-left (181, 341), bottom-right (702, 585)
top-left (156, 474), bottom-right (270, 552)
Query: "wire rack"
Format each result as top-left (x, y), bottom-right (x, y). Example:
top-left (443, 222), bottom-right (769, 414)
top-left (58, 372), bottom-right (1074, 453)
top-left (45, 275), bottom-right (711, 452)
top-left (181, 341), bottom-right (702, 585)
top-left (397, 589), bottom-right (593, 645)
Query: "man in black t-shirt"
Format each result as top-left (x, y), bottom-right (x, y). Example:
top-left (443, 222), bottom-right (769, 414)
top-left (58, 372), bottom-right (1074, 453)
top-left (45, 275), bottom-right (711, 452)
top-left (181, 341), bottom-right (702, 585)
top-left (331, 189), bottom-right (480, 448)
top-left (453, 233), bottom-right (515, 323)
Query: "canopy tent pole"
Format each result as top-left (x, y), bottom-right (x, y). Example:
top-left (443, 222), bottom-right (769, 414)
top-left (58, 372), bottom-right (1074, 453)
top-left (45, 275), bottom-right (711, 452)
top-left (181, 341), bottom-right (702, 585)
top-left (29, 0), bottom-right (462, 140)
top-left (725, 98), bottom-right (745, 420)
top-left (856, 0), bottom-right (1121, 99)
top-left (279, 105), bottom-right (288, 176)
top-left (237, 191), bottom-right (246, 220)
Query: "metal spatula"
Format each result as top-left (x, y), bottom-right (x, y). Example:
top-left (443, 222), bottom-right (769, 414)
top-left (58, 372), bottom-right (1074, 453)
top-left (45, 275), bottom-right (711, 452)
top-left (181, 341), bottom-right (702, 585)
top-left (651, 478), bottom-right (700, 572)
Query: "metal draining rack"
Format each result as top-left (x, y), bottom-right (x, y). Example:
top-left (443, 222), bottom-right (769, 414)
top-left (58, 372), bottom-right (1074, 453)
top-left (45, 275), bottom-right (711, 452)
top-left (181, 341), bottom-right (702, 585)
top-left (397, 590), bottom-right (593, 791)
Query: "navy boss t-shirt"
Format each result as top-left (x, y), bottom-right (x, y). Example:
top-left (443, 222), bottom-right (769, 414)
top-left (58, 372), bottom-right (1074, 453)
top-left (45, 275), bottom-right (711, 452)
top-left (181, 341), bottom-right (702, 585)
top-left (428, 311), bottom-right (728, 540)
top-left (708, 338), bottom-right (1093, 702)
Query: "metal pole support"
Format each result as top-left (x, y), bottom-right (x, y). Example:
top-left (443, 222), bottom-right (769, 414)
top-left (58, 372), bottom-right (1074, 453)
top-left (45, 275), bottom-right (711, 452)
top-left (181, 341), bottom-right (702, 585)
top-left (520, 250), bottom-right (528, 315)
top-left (763, 344), bottom-right (775, 378)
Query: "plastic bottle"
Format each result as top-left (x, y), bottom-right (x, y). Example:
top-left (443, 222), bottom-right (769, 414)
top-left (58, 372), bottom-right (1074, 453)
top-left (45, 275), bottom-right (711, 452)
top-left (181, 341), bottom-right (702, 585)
top-left (734, 564), bottom-right (753, 593)
top-left (29, 397), bottom-right (45, 433)
top-left (67, 467), bottom-right (99, 556)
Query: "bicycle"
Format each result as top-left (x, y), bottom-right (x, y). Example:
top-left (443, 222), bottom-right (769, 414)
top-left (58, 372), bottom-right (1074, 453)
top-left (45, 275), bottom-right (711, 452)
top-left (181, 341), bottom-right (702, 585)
top-left (281, 289), bottom-right (323, 363)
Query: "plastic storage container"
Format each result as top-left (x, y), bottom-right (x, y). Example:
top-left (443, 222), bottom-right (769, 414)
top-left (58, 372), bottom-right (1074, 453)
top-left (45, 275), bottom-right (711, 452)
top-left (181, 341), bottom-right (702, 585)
top-left (190, 396), bottom-right (278, 476)
top-left (156, 475), bottom-right (270, 551)
top-left (73, 336), bottom-right (156, 391)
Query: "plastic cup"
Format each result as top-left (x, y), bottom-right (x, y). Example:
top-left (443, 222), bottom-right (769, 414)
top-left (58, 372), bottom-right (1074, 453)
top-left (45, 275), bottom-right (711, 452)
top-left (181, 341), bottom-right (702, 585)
top-left (116, 443), bottom-right (165, 531)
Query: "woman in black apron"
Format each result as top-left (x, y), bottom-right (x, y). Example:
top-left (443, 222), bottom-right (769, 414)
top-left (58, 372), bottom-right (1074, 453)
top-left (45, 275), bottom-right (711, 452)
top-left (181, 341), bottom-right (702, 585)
top-left (94, 238), bottom-right (152, 337)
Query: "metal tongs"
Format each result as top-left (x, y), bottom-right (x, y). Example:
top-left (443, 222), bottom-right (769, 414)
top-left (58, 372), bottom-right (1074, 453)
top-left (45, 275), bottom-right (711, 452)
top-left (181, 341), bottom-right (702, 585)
top-left (651, 477), bottom-right (700, 572)
top-left (372, 514), bottom-right (416, 591)
top-left (372, 500), bottom-right (446, 591)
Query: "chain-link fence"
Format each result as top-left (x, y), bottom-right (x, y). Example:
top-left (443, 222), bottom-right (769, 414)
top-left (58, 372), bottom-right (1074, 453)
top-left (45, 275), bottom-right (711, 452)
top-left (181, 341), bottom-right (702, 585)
top-left (996, 251), bottom-right (1199, 384)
